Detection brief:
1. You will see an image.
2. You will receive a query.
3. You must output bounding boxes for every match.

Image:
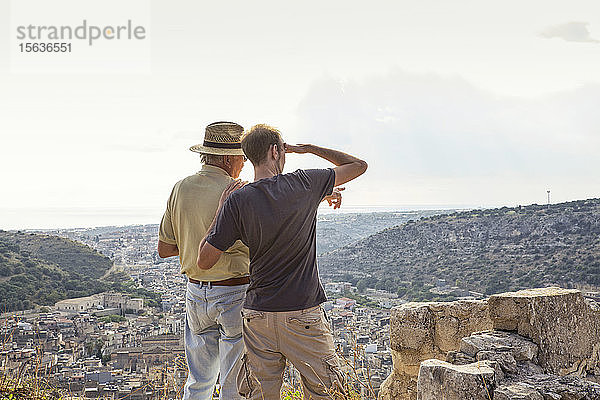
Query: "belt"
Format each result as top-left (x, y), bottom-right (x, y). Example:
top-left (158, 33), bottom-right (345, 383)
top-left (188, 276), bottom-right (250, 286)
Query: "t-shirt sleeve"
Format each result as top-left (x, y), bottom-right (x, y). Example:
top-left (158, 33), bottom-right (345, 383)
top-left (205, 196), bottom-right (241, 252)
top-left (158, 191), bottom-right (177, 245)
top-left (304, 168), bottom-right (335, 202)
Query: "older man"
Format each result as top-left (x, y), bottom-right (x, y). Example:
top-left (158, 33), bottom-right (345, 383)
top-left (197, 124), bottom-right (367, 399)
top-left (158, 122), bottom-right (250, 400)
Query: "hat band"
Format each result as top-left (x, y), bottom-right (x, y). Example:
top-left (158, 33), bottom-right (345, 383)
top-left (203, 140), bottom-right (242, 149)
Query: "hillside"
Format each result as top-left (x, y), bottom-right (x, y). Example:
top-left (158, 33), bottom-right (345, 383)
top-left (0, 231), bottom-right (159, 312)
top-left (38, 211), bottom-right (453, 267)
top-left (318, 199), bottom-right (600, 300)
top-left (316, 210), bottom-right (453, 254)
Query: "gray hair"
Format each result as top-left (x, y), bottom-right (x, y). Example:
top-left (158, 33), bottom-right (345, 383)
top-left (200, 153), bottom-right (225, 164)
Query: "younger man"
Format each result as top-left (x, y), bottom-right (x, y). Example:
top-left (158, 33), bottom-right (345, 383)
top-left (197, 125), bottom-right (367, 399)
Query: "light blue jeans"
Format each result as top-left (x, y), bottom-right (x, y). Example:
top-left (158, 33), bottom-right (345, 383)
top-left (183, 281), bottom-right (248, 400)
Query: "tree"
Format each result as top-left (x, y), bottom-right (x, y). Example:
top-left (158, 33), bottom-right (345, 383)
top-left (357, 280), bottom-right (366, 293)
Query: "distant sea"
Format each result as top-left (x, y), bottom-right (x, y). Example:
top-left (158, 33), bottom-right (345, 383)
top-left (2, 204), bottom-right (479, 230)
top-left (317, 204), bottom-right (475, 214)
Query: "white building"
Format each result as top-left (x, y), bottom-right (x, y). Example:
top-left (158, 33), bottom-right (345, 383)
top-left (55, 293), bottom-right (144, 314)
top-left (55, 295), bottom-right (103, 313)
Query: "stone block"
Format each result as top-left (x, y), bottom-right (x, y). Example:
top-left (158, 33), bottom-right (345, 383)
top-left (382, 300), bottom-right (492, 399)
top-left (416, 359), bottom-right (496, 400)
top-left (446, 350), bottom-right (475, 365)
top-left (488, 287), bottom-right (600, 375)
top-left (378, 371), bottom-right (417, 400)
top-left (390, 303), bottom-right (435, 353)
top-left (460, 331), bottom-right (538, 362)
top-left (516, 374), bottom-right (600, 399)
top-left (494, 383), bottom-right (543, 400)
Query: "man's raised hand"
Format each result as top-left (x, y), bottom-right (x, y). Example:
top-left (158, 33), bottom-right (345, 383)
top-left (284, 143), bottom-right (311, 154)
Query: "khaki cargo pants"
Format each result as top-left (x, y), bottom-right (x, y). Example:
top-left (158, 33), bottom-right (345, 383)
top-left (237, 305), bottom-right (346, 400)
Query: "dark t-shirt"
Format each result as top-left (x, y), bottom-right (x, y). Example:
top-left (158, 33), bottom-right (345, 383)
top-left (206, 168), bottom-right (335, 312)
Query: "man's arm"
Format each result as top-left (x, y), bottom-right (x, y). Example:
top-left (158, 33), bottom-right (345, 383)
top-left (285, 144), bottom-right (368, 186)
top-left (158, 240), bottom-right (179, 258)
top-left (197, 241), bottom-right (223, 270)
top-left (197, 179), bottom-right (246, 270)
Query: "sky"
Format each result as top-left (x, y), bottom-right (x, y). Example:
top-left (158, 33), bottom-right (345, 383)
top-left (0, 0), bottom-right (599, 229)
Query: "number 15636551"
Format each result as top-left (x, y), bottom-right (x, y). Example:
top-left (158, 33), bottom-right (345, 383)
top-left (19, 43), bottom-right (72, 53)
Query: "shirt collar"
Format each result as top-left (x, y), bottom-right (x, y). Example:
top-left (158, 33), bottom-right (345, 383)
top-left (200, 164), bottom-right (231, 177)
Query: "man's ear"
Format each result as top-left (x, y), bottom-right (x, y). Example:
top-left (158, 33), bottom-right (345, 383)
top-left (271, 144), bottom-right (279, 160)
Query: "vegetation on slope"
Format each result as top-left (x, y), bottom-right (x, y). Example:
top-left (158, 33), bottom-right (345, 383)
top-left (0, 231), bottom-right (160, 312)
top-left (319, 199), bottom-right (600, 300)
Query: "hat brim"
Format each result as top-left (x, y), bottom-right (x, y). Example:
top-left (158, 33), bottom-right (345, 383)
top-left (189, 145), bottom-right (245, 156)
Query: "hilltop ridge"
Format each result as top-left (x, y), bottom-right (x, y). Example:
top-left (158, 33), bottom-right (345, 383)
top-left (319, 198), bottom-right (600, 299)
top-left (0, 231), bottom-right (159, 311)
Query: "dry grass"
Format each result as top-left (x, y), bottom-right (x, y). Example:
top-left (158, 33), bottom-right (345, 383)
top-left (280, 332), bottom-right (377, 400)
top-left (1, 316), bottom-right (61, 399)
top-left (1, 312), bottom-right (379, 400)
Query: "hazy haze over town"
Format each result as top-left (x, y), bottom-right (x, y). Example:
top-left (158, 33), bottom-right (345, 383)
top-left (1, 0), bottom-right (599, 229)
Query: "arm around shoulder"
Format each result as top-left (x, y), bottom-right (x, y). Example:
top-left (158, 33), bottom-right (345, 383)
top-left (197, 241), bottom-right (223, 270)
top-left (196, 179), bottom-right (246, 270)
top-left (196, 240), bottom-right (223, 269)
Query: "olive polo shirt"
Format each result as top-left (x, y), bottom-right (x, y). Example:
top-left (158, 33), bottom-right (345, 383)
top-left (159, 164), bottom-right (250, 281)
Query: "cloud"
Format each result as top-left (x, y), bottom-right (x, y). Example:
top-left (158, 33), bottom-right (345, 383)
top-left (540, 22), bottom-right (599, 43)
top-left (291, 70), bottom-right (600, 206)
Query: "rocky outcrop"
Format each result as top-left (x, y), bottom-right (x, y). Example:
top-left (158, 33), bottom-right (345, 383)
top-left (416, 359), bottom-right (496, 400)
top-left (445, 330), bottom-right (600, 400)
top-left (489, 287), bottom-right (600, 378)
top-left (379, 300), bottom-right (492, 399)
top-left (379, 287), bottom-right (600, 400)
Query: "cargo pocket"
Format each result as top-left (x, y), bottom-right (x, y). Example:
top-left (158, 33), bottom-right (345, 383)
top-left (236, 353), bottom-right (255, 398)
top-left (241, 309), bottom-right (265, 324)
top-left (287, 306), bottom-right (325, 334)
top-left (322, 353), bottom-right (347, 397)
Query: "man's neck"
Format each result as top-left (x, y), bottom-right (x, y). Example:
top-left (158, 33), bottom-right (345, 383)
top-left (206, 162), bottom-right (232, 177)
top-left (253, 163), bottom-right (280, 182)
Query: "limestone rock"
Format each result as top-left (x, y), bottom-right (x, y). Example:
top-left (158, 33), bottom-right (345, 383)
top-left (494, 383), bottom-right (543, 400)
top-left (460, 331), bottom-right (539, 362)
top-left (476, 351), bottom-right (514, 381)
top-left (388, 300), bottom-right (491, 376)
top-left (416, 359), bottom-right (496, 400)
top-left (502, 374), bottom-right (600, 400)
top-left (378, 371), bottom-right (417, 400)
top-left (381, 300), bottom-right (492, 399)
top-left (446, 350), bottom-right (476, 365)
top-left (428, 300), bottom-right (491, 353)
top-left (389, 303), bottom-right (436, 378)
top-left (390, 300), bottom-right (491, 354)
top-left (380, 287), bottom-right (600, 400)
top-left (391, 303), bottom-right (435, 352)
top-left (488, 287), bottom-right (600, 375)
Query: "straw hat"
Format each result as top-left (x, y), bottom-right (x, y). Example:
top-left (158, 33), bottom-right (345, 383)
top-left (190, 121), bottom-right (245, 156)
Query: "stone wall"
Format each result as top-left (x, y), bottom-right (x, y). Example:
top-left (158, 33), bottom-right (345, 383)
top-left (379, 288), bottom-right (600, 400)
top-left (379, 300), bottom-right (492, 399)
top-left (488, 287), bottom-right (600, 377)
